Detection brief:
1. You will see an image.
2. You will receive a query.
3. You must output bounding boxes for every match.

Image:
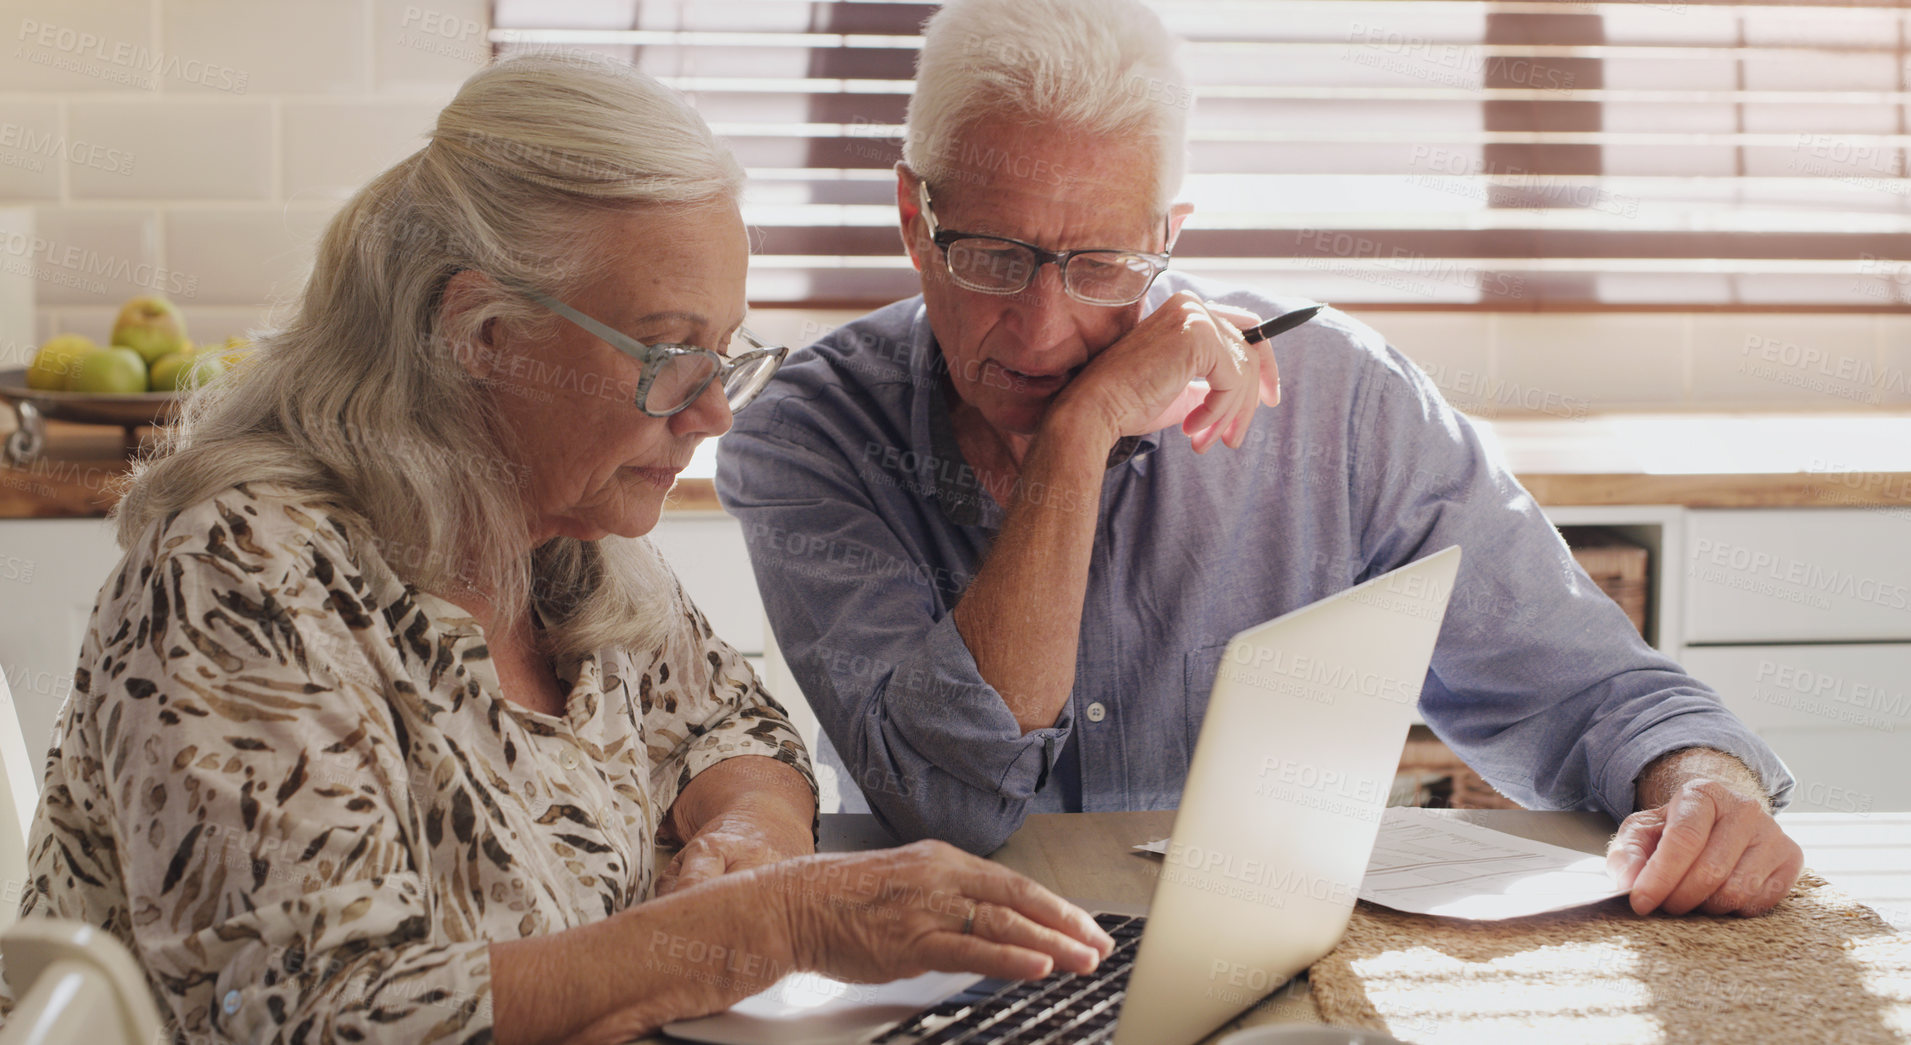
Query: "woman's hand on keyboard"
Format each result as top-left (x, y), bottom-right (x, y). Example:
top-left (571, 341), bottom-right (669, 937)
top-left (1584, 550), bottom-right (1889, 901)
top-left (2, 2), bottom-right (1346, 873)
top-left (771, 840), bottom-right (1117, 983)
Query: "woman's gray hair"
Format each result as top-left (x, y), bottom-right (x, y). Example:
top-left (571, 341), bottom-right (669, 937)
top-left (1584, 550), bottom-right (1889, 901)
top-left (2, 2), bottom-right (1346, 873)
top-left (114, 52), bottom-right (744, 657)
top-left (902, 0), bottom-right (1191, 212)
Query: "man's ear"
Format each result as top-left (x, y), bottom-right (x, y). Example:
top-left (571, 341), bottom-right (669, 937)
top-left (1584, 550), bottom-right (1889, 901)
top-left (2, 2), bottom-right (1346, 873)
top-left (439, 269), bottom-right (503, 380)
top-left (895, 163), bottom-right (925, 272)
top-left (1166, 200), bottom-right (1195, 252)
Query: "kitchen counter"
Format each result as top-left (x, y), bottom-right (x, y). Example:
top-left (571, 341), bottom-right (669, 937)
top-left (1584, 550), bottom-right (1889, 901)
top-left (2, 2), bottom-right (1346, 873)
top-left (0, 418), bottom-right (140, 518)
top-left (4, 412), bottom-right (1911, 519)
top-left (1476, 413), bottom-right (1911, 508)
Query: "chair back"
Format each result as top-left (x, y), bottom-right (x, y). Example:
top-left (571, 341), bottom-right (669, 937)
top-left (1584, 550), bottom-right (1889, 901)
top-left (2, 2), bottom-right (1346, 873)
top-left (0, 668), bottom-right (38, 926)
top-left (0, 919), bottom-right (161, 1045)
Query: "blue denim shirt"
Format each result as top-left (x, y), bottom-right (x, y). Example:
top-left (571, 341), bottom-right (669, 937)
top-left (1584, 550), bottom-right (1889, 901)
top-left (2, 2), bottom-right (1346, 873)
top-left (715, 273), bottom-right (1793, 854)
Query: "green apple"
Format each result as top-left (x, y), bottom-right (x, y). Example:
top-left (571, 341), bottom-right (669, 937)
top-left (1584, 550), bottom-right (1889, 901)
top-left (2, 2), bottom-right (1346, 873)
top-left (61, 342), bottom-right (110, 389)
top-left (149, 351), bottom-right (226, 391)
top-left (70, 345), bottom-right (150, 394)
top-left (110, 295), bottom-right (189, 367)
top-left (26, 333), bottom-right (96, 391)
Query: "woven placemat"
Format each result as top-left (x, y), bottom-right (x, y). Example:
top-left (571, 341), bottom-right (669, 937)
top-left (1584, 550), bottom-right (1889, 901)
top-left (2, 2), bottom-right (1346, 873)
top-left (1309, 872), bottom-right (1911, 1044)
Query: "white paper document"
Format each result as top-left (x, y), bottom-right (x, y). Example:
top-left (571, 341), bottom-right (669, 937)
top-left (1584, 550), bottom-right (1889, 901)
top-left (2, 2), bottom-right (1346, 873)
top-left (1136, 808), bottom-right (1629, 920)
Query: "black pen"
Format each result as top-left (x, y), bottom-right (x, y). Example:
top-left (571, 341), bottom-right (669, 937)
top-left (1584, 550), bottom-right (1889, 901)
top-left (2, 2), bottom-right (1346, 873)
top-left (1242, 304), bottom-right (1325, 345)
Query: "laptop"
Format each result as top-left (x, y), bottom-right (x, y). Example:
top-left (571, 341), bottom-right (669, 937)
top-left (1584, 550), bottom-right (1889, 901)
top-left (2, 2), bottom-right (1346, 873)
top-left (664, 545), bottom-right (1462, 1045)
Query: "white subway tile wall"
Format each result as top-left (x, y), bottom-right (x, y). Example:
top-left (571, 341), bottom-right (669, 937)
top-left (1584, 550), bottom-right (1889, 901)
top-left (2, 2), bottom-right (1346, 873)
top-left (1875, 316), bottom-right (1911, 411)
top-left (27, 207), bottom-right (162, 306)
top-left (3, 0), bottom-right (489, 347)
top-left (160, 0), bottom-right (369, 97)
top-left (162, 206), bottom-right (336, 306)
top-left (0, 0), bottom-right (156, 93)
top-left (0, 100), bottom-right (62, 200)
top-left (67, 100), bottom-right (274, 200)
top-left (374, 0), bottom-right (495, 93)
top-left (0, 0), bottom-right (1900, 415)
top-left (0, 208), bottom-right (32, 364)
top-left (282, 101), bottom-right (442, 199)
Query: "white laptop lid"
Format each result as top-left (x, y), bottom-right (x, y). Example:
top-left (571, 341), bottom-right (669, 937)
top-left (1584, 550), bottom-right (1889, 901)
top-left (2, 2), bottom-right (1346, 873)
top-left (1111, 545), bottom-right (1461, 1045)
top-left (665, 547), bottom-right (1461, 1045)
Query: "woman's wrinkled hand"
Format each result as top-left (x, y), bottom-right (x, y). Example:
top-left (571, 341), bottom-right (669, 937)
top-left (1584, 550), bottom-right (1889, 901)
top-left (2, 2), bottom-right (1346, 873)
top-left (770, 839), bottom-right (1115, 985)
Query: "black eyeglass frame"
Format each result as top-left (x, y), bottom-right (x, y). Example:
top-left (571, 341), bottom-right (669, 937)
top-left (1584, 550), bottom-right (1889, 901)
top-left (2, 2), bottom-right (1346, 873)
top-left (916, 180), bottom-right (1175, 306)
top-left (517, 287), bottom-right (788, 418)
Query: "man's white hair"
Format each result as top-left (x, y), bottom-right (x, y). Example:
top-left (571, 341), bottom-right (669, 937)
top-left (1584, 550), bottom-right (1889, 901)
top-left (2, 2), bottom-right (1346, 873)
top-left (903, 0), bottom-right (1190, 211)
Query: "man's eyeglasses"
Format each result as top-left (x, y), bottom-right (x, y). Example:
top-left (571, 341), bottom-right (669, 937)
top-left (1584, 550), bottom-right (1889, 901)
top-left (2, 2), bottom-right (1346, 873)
top-left (519, 289), bottom-right (787, 417)
top-left (917, 181), bottom-right (1172, 306)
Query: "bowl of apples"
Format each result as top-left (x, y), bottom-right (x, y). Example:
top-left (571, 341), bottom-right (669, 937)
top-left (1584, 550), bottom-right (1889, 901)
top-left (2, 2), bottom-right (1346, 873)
top-left (0, 295), bottom-right (250, 467)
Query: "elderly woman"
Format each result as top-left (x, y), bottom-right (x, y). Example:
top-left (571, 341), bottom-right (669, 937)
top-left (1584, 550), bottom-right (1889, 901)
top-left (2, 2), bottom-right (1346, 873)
top-left (2, 56), bottom-right (1111, 1044)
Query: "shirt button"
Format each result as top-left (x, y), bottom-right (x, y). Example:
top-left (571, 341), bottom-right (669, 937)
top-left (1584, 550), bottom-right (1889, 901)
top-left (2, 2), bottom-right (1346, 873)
top-left (560, 750), bottom-right (581, 771)
top-left (1085, 702), bottom-right (1107, 723)
top-left (222, 989), bottom-right (242, 1014)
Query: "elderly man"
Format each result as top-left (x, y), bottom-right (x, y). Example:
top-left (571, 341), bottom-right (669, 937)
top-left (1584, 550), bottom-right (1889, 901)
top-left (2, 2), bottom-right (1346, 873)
top-left (717, 0), bottom-right (1803, 918)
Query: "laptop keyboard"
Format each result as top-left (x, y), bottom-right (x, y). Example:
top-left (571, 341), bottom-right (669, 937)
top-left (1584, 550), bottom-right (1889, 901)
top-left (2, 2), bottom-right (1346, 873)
top-left (872, 912), bottom-right (1146, 1045)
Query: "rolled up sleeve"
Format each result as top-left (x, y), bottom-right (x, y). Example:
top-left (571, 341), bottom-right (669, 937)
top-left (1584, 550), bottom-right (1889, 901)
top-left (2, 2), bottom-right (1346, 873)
top-left (1347, 341), bottom-right (1795, 820)
top-left (1589, 689), bottom-right (1796, 817)
top-left (877, 613), bottom-right (1069, 802)
top-left (718, 420), bottom-right (1064, 853)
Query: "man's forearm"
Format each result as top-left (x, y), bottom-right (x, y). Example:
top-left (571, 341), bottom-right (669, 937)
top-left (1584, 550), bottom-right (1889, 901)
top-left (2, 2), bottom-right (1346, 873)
top-left (951, 409), bottom-right (1113, 735)
top-left (1634, 746), bottom-right (1770, 812)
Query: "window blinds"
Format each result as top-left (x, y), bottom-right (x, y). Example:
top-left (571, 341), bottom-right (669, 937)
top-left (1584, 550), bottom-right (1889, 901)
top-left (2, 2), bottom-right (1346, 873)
top-left (493, 0), bottom-right (1911, 311)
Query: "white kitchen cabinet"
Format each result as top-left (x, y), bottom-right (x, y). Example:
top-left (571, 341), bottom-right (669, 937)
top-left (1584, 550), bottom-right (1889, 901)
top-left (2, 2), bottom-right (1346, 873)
top-left (1684, 508), bottom-right (1911, 644)
top-left (1535, 505), bottom-right (1911, 811)
top-left (646, 510), bottom-right (766, 655)
top-left (0, 518), bottom-right (121, 769)
top-left (1678, 509), bottom-right (1911, 812)
top-left (1679, 644), bottom-right (1911, 812)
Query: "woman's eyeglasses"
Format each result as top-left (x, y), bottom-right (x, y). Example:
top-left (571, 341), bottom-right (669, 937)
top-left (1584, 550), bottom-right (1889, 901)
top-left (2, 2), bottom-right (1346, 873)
top-left (519, 289), bottom-right (787, 417)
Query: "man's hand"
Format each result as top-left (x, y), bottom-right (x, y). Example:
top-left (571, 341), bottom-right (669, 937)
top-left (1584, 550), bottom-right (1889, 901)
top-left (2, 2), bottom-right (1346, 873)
top-left (1606, 748), bottom-right (1803, 917)
top-left (1056, 290), bottom-right (1279, 454)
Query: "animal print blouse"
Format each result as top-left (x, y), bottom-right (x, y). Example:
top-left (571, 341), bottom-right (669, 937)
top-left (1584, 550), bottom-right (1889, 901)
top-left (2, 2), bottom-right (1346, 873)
top-left (0, 482), bottom-right (816, 1043)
